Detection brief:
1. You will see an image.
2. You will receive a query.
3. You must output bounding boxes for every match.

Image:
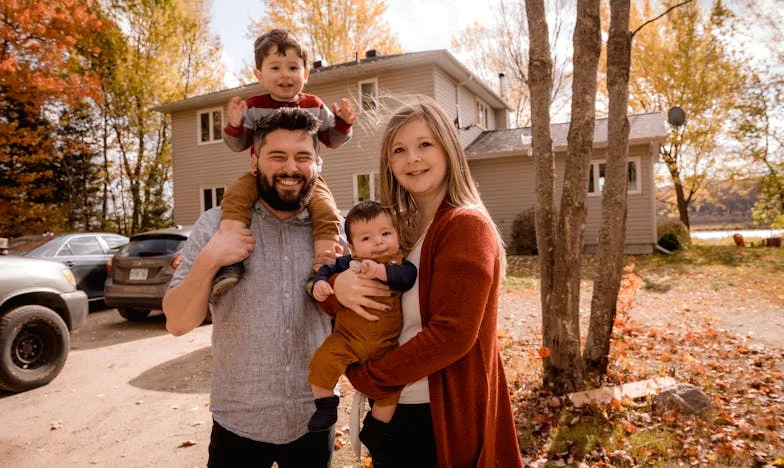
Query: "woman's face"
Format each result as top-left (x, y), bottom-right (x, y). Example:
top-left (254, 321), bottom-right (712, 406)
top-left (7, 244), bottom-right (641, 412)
top-left (389, 118), bottom-right (448, 204)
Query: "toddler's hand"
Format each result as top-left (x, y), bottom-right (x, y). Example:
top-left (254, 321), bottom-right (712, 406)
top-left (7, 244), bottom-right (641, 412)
top-left (312, 280), bottom-right (333, 302)
top-left (313, 239), bottom-right (343, 272)
top-left (332, 98), bottom-right (357, 124)
top-left (228, 96), bottom-right (246, 128)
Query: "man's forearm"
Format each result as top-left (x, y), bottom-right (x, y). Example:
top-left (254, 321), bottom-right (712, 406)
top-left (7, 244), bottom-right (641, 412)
top-left (162, 253), bottom-right (219, 336)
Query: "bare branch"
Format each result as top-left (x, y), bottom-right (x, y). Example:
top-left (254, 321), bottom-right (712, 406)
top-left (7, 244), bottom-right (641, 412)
top-left (631, 0), bottom-right (696, 37)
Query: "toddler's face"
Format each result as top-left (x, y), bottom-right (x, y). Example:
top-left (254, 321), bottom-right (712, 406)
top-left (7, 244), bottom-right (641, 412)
top-left (254, 45), bottom-right (309, 102)
top-left (348, 213), bottom-right (400, 259)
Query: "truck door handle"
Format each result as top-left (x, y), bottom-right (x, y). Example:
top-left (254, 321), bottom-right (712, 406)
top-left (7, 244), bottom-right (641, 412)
top-left (64, 261), bottom-right (75, 267)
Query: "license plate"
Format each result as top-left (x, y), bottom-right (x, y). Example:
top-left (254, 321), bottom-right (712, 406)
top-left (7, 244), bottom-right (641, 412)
top-left (129, 268), bottom-right (148, 280)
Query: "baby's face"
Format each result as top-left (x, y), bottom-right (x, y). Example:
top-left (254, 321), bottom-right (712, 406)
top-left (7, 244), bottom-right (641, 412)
top-left (348, 213), bottom-right (400, 259)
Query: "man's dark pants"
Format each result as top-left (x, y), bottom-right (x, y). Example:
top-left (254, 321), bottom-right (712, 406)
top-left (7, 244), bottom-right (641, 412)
top-left (207, 419), bottom-right (334, 467)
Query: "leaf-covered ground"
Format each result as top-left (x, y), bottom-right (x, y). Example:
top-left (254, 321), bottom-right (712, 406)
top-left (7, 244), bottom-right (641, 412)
top-left (333, 246), bottom-right (784, 467)
top-left (501, 246), bottom-right (784, 466)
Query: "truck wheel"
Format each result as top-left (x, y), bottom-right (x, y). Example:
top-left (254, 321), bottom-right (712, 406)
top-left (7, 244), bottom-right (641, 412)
top-left (0, 305), bottom-right (70, 393)
top-left (118, 308), bottom-right (151, 321)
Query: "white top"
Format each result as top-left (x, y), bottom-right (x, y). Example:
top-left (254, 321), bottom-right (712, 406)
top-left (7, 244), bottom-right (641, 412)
top-left (397, 228), bottom-right (430, 404)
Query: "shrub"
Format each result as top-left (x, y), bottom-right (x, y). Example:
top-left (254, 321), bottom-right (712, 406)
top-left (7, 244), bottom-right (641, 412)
top-left (510, 208), bottom-right (537, 255)
top-left (657, 220), bottom-right (691, 251)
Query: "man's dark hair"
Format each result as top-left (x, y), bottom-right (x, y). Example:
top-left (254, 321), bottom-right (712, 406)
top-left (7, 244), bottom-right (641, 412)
top-left (252, 107), bottom-right (320, 155)
top-left (254, 28), bottom-right (308, 69)
top-left (344, 201), bottom-right (395, 245)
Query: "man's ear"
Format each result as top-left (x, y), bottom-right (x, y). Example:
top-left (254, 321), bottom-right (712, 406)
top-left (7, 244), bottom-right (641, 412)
top-left (303, 68), bottom-right (310, 85)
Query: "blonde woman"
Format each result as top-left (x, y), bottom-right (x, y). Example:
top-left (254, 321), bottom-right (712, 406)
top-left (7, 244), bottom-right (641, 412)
top-left (323, 97), bottom-right (523, 467)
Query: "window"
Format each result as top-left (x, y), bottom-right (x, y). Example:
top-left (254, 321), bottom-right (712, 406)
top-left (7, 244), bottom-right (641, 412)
top-left (201, 186), bottom-right (225, 212)
top-left (588, 157), bottom-right (641, 196)
top-left (358, 79), bottom-right (378, 111)
top-left (353, 173), bottom-right (380, 203)
top-left (198, 107), bottom-right (223, 144)
top-left (59, 236), bottom-right (104, 256)
top-left (475, 100), bottom-right (489, 128)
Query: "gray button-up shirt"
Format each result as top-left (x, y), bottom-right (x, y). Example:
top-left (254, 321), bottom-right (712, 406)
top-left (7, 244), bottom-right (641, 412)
top-left (170, 202), bottom-right (332, 443)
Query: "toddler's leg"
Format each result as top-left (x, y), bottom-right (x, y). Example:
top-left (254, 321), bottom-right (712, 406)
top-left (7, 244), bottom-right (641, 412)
top-left (212, 172), bottom-right (257, 296)
top-left (309, 176), bottom-right (341, 271)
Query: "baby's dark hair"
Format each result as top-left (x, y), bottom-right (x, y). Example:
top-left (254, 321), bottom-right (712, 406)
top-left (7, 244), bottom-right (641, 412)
top-left (344, 201), bottom-right (396, 245)
top-left (254, 28), bottom-right (308, 69)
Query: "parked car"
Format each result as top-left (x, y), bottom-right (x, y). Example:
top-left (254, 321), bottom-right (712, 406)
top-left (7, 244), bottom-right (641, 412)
top-left (0, 256), bottom-right (88, 392)
top-left (104, 226), bottom-right (191, 322)
top-left (9, 232), bottom-right (129, 304)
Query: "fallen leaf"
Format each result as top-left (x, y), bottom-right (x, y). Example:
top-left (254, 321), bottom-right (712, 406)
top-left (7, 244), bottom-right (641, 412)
top-left (539, 347), bottom-right (551, 358)
top-left (177, 440), bottom-right (197, 448)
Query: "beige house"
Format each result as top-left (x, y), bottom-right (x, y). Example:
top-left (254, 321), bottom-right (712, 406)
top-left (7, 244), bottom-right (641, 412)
top-left (156, 49), bottom-right (666, 254)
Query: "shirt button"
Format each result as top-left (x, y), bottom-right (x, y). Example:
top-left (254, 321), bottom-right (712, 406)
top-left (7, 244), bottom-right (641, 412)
top-left (284, 293), bottom-right (290, 299)
top-left (283, 255), bottom-right (289, 262)
top-left (285, 366), bottom-right (290, 372)
top-left (285, 329), bottom-right (290, 334)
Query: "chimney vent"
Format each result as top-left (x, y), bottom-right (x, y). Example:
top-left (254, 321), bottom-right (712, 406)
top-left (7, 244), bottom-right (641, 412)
top-left (498, 72), bottom-right (507, 99)
top-left (365, 49), bottom-right (380, 59)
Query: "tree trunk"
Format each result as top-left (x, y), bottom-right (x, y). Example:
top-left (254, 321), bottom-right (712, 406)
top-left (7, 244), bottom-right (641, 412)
top-left (584, 0), bottom-right (632, 383)
top-left (525, 0), bottom-right (557, 390)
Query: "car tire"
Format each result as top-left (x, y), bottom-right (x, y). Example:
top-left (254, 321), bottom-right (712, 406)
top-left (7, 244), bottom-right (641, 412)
top-left (118, 308), bottom-right (151, 321)
top-left (0, 305), bottom-right (70, 393)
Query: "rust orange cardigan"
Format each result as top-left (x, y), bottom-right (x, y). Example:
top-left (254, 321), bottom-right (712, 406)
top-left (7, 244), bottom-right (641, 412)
top-left (328, 201), bottom-right (523, 467)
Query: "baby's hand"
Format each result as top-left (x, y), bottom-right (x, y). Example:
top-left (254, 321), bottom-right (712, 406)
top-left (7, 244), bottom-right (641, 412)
top-left (356, 259), bottom-right (385, 281)
top-left (312, 280), bottom-right (334, 302)
top-left (332, 98), bottom-right (357, 124)
top-left (227, 96), bottom-right (246, 128)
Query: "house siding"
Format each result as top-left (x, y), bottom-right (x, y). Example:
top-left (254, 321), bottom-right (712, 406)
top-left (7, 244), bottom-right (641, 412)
top-left (469, 143), bottom-right (656, 254)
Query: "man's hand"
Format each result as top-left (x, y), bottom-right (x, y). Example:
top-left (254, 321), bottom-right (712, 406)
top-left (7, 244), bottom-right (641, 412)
top-left (312, 280), bottom-right (333, 302)
top-left (227, 96), bottom-right (246, 128)
top-left (203, 227), bottom-right (254, 269)
top-left (332, 98), bottom-right (357, 124)
top-left (313, 240), bottom-right (343, 272)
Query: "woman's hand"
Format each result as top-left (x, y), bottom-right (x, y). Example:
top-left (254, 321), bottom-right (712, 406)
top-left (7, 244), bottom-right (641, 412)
top-left (333, 268), bottom-right (392, 317)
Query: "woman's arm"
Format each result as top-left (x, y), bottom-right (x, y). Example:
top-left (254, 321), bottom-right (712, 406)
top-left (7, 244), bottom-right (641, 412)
top-left (347, 210), bottom-right (498, 399)
top-left (331, 267), bottom-right (392, 315)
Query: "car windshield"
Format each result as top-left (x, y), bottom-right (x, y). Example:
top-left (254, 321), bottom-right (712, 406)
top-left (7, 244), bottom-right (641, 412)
top-left (121, 237), bottom-right (186, 257)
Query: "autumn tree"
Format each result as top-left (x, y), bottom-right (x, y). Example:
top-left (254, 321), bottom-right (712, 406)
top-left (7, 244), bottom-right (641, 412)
top-left (0, 0), bottom-right (108, 236)
top-left (99, 0), bottom-right (224, 235)
top-left (247, 0), bottom-right (402, 66)
top-left (452, 0), bottom-right (574, 126)
top-left (624, 0), bottom-right (744, 228)
top-left (727, 1), bottom-right (784, 228)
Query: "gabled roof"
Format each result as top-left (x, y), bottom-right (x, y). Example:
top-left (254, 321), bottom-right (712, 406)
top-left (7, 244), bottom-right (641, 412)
top-left (155, 50), bottom-right (511, 114)
top-left (465, 112), bottom-right (667, 158)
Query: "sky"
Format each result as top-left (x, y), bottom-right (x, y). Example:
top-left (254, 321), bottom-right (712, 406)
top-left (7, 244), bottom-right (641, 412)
top-left (208, 0), bottom-right (495, 88)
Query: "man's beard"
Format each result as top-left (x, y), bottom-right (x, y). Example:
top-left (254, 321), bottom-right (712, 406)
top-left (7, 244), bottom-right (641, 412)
top-left (256, 168), bottom-right (317, 212)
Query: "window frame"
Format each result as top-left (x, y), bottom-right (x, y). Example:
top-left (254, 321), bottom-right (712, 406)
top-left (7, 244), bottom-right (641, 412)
top-left (358, 78), bottom-right (379, 112)
top-left (587, 156), bottom-right (642, 197)
top-left (475, 99), bottom-right (490, 129)
top-left (352, 172), bottom-right (380, 204)
top-left (197, 107), bottom-right (224, 145)
top-left (200, 186), bottom-right (226, 213)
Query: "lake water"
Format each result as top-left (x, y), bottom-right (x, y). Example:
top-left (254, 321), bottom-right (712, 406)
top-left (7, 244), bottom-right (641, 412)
top-left (690, 229), bottom-right (784, 240)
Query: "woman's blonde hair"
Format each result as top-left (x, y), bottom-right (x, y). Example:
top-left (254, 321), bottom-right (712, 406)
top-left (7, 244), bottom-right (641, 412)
top-left (378, 96), bottom-right (507, 275)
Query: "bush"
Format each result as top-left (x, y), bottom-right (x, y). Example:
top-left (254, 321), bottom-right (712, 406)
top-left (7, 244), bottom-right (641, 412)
top-left (510, 209), bottom-right (537, 255)
top-left (657, 220), bottom-right (691, 251)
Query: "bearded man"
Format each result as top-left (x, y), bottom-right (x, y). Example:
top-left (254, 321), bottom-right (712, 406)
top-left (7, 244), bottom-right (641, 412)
top-left (163, 108), bottom-right (346, 467)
